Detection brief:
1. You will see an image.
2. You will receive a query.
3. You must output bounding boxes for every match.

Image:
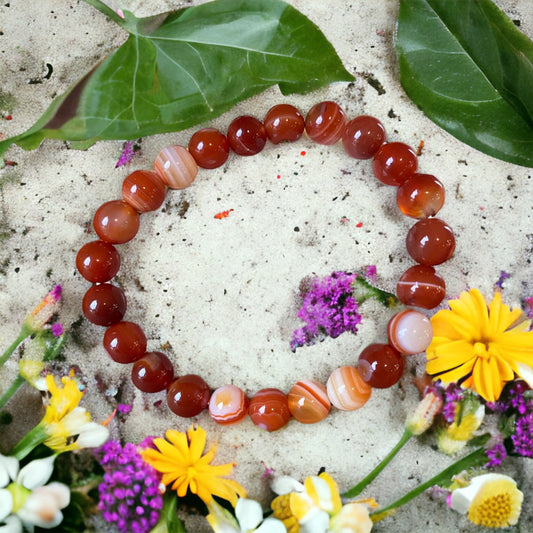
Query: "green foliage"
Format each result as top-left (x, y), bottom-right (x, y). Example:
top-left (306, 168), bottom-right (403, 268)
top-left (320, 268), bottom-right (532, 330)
top-left (0, 0), bottom-right (352, 157)
top-left (397, 0), bottom-right (533, 167)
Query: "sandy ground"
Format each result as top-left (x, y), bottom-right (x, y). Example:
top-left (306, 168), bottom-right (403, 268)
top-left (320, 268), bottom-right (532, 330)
top-left (1, 1), bottom-right (532, 531)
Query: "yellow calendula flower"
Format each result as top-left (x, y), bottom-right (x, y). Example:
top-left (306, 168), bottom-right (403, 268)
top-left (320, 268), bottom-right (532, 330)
top-left (449, 473), bottom-right (523, 528)
top-left (41, 374), bottom-right (108, 452)
top-left (142, 425), bottom-right (246, 506)
top-left (426, 289), bottom-right (533, 402)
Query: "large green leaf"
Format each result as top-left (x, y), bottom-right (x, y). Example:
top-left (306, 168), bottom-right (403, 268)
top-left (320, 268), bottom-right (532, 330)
top-left (397, 0), bottom-right (533, 167)
top-left (0, 0), bottom-right (353, 157)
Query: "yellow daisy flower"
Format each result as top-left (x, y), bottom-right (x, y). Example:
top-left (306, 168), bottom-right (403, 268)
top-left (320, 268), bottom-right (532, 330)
top-left (142, 425), bottom-right (246, 506)
top-left (426, 289), bottom-right (533, 402)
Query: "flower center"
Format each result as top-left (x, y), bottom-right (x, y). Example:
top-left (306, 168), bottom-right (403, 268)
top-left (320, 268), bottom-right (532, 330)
top-left (472, 341), bottom-right (490, 359)
top-left (469, 493), bottom-right (514, 527)
top-left (7, 482), bottom-right (31, 513)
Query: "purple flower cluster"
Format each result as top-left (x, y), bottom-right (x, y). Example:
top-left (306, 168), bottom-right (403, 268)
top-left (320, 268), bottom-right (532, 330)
top-left (291, 271), bottom-right (362, 351)
top-left (487, 380), bottom-right (533, 459)
top-left (97, 440), bottom-right (163, 533)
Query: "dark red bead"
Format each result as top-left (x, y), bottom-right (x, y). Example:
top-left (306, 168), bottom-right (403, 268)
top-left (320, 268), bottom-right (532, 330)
top-left (406, 218), bottom-right (456, 266)
top-left (82, 283), bottom-right (127, 326)
top-left (263, 104), bottom-right (305, 144)
top-left (167, 374), bottom-right (211, 417)
top-left (396, 265), bottom-right (446, 309)
top-left (93, 200), bottom-right (140, 244)
top-left (188, 128), bottom-right (230, 169)
top-left (372, 142), bottom-right (418, 186)
top-left (227, 116), bottom-right (267, 156)
top-left (305, 101), bottom-right (346, 145)
top-left (76, 240), bottom-right (120, 283)
top-left (397, 173), bottom-right (445, 219)
top-left (122, 170), bottom-right (167, 213)
top-left (357, 343), bottom-right (404, 388)
top-left (103, 321), bottom-right (147, 364)
top-left (342, 115), bottom-right (387, 159)
top-left (248, 388), bottom-right (291, 431)
top-left (131, 351), bottom-right (174, 393)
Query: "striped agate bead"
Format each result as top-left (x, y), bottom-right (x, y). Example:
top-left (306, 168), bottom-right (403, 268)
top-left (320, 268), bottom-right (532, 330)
top-left (305, 101), bottom-right (346, 145)
top-left (249, 388), bottom-right (291, 432)
top-left (209, 385), bottom-right (249, 425)
top-left (154, 145), bottom-right (198, 189)
top-left (288, 379), bottom-right (331, 424)
top-left (326, 366), bottom-right (372, 411)
top-left (387, 309), bottom-right (433, 355)
top-left (288, 380), bottom-right (331, 424)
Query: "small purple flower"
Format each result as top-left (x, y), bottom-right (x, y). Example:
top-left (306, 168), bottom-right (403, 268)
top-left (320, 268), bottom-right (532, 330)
top-left (485, 440), bottom-right (507, 468)
top-left (117, 403), bottom-right (132, 414)
top-left (512, 412), bottom-right (533, 458)
top-left (365, 265), bottom-right (377, 282)
top-left (495, 270), bottom-right (510, 289)
top-left (116, 141), bottom-right (135, 168)
top-left (97, 440), bottom-right (163, 533)
top-left (51, 322), bottom-right (64, 337)
top-left (291, 271), bottom-right (362, 350)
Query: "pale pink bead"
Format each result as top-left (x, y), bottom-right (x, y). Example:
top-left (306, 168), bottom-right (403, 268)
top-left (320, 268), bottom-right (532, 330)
top-left (288, 379), bottom-right (331, 424)
top-left (209, 384), bottom-right (249, 425)
top-left (387, 309), bottom-right (433, 355)
top-left (154, 145), bottom-right (198, 189)
top-left (326, 366), bottom-right (371, 411)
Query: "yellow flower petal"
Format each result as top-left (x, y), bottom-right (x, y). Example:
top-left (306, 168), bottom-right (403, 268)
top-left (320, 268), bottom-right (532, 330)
top-left (187, 425), bottom-right (207, 463)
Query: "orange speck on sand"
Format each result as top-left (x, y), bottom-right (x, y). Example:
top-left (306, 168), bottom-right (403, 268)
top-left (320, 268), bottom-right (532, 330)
top-left (214, 209), bottom-right (234, 219)
top-left (416, 140), bottom-right (424, 156)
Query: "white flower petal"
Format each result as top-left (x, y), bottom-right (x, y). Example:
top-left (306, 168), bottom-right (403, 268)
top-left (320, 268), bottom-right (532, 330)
top-left (75, 422), bottom-right (109, 448)
top-left (0, 515), bottom-right (23, 533)
top-left (271, 475), bottom-right (305, 495)
top-left (0, 455), bottom-right (19, 487)
top-left (0, 488), bottom-right (14, 522)
top-left (235, 498), bottom-right (263, 531)
top-left (17, 456), bottom-right (55, 490)
top-left (255, 517), bottom-right (288, 533)
top-left (300, 508), bottom-right (330, 533)
top-left (516, 363), bottom-right (533, 390)
top-left (17, 483), bottom-right (69, 530)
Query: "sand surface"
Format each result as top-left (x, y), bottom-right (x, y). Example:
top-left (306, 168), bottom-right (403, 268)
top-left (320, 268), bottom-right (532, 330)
top-left (1, 1), bottom-right (532, 531)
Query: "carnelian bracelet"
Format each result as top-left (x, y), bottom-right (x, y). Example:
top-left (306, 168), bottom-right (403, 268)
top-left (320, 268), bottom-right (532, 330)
top-left (76, 101), bottom-right (455, 431)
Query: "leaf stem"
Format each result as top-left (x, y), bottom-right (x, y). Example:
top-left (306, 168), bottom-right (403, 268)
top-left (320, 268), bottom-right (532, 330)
top-left (0, 374), bottom-right (25, 411)
top-left (81, 0), bottom-right (126, 26)
top-left (343, 428), bottom-right (413, 499)
top-left (370, 447), bottom-right (487, 518)
top-left (11, 423), bottom-right (49, 461)
top-left (0, 324), bottom-right (31, 368)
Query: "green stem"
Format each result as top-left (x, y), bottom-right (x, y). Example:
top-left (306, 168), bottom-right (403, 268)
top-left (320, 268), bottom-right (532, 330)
top-left (11, 423), bottom-right (48, 461)
top-left (81, 0), bottom-right (126, 26)
top-left (0, 324), bottom-right (31, 368)
top-left (353, 276), bottom-right (399, 308)
top-left (343, 428), bottom-right (413, 499)
top-left (0, 374), bottom-right (25, 410)
top-left (370, 447), bottom-right (487, 518)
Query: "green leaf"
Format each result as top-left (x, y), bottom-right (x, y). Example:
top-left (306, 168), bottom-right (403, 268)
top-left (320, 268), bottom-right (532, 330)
top-left (396, 0), bottom-right (533, 167)
top-left (0, 0), bottom-right (352, 157)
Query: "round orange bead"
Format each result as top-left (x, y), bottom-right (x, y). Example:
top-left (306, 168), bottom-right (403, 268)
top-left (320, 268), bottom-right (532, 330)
top-left (396, 173), bottom-right (445, 219)
top-left (326, 366), bottom-right (372, 411)
top-left (122, 170), bottom-right (167, 213)
top-left (154, 145), bottom-right (198, 189)
top-left (305, 101), bottom-right (346, 145)
top-left (93, 200), bottom-right (140, 244)
top-left (288, 380), bottom-right (330, 424)
top-left (406, 218), bottom-right (455, 266)
top-left (249, 388), bottom-right (291, 431)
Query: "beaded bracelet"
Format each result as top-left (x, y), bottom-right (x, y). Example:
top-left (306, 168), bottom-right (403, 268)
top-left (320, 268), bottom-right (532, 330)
top-left (76, 101), bottom-right (455, 431)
